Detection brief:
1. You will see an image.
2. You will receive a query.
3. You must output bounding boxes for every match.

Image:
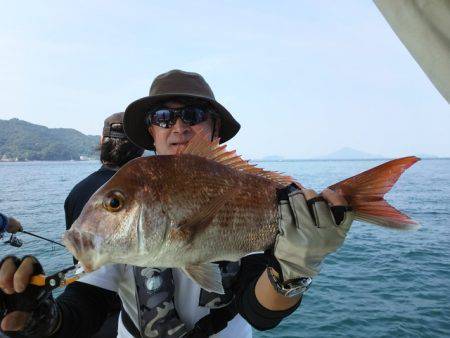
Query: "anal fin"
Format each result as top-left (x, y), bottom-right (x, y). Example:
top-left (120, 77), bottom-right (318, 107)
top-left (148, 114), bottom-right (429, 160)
top-left (182, 263), bottom-right (225, 294)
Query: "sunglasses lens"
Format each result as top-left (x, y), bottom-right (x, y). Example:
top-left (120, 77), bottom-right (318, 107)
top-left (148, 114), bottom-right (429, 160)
top-left (150, 109), bottom-right (174, 128)
top-left (181, 107), bottom-right (208, 125)
top-left (149, 106), bottom-right (211, 128)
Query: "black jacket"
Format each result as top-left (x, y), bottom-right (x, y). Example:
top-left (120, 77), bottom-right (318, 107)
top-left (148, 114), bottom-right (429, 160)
top-left (64, 165), bottom-right (118, 231)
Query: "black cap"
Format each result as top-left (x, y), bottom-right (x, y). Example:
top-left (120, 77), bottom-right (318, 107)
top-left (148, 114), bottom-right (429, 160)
top-left (102, 112), bottom-right (127, 139)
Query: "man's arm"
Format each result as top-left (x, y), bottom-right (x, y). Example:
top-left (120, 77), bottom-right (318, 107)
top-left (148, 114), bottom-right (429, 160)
top-left (0, 256), bottom-right (118, 337)
top-left (52, 282), bottom-right (118, 338)
top-left (236, 187), bottom-right (353, 331)
top-left (0, 213), bottom-right (7, 236)
top-left (0, 213), bottom-right (23, 235)
top-left (235, 254), bottom-right (301, 331)
top-left (254, 269), bottom-right (300, 310)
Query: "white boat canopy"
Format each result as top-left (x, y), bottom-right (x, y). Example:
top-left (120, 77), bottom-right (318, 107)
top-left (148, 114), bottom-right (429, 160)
top-left (374, 0), bottom-right (450, 103)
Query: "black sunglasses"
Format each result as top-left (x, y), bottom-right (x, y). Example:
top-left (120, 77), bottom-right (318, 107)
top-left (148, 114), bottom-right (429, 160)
top-left (147, 105), bottom-right (216, 129)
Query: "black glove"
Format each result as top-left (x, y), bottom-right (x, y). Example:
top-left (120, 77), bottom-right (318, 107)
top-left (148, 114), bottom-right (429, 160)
top-left (0, 256), bottom-right (61, 337)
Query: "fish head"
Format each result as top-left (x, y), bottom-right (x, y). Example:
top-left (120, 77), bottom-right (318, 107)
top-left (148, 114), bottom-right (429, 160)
top-left (63, 158), bottom-right (168, 271)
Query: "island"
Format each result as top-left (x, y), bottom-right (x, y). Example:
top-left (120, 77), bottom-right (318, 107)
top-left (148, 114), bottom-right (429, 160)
top-left (0, 118), bottom-right (99, 161)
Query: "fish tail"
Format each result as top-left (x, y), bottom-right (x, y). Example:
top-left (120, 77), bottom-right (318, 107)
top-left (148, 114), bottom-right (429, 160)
top-left (328, 156), bottom-right (421, 229)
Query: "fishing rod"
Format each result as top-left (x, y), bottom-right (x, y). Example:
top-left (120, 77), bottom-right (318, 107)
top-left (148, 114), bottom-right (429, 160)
top-left (19, 230), bottom-right (65, 248)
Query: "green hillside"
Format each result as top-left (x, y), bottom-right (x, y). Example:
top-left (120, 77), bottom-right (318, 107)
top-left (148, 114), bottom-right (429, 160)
top-left (0, 118), bottom-right (99, 161)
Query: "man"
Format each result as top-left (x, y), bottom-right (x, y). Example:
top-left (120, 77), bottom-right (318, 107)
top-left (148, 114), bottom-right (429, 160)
top-left (0, 214), bottom-right (23, 239)
top-left (0, 70), bottom-right (353, 337)
top-left (64, 112), bottom-right (144, 337)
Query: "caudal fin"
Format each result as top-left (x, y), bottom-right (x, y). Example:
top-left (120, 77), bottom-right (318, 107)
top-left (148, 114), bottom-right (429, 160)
top-left (328, 156), bottom-right (420, 229)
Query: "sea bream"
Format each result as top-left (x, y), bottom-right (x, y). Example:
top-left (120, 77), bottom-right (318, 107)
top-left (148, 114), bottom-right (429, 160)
top-left (63, 133), bottom-right (420, 293)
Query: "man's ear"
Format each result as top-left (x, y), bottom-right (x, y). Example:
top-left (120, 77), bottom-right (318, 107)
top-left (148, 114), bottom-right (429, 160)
top-left (148, 126), bottom-right (154, 137)
top-left (100, 135), bottom-right (104, 145)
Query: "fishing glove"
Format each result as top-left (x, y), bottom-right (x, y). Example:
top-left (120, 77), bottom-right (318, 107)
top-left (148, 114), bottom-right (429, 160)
top-left (273, 186), bottom-right (354, 282)
top-left (0, 255), bottom-right (61, 337)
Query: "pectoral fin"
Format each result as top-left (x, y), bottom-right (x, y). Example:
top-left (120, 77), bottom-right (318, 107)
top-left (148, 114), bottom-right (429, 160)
top-left (183, 263), bottom-right (225, 294)
top-left (173, 187), bottom-right (238, 241)
top-left (178, 192), bottom-right (230, 230)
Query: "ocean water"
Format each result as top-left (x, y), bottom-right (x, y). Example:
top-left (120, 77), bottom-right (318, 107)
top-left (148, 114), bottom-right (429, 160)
top-left (0, 159), bottom-right (449, 337)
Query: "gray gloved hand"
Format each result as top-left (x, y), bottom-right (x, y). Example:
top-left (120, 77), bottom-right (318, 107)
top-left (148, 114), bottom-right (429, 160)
top-left (274, 187), bottom-right (354, 282)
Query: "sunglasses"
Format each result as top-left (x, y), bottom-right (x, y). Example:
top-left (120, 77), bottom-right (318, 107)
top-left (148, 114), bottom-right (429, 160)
top-left (147, 105), bottom-right (216, 129)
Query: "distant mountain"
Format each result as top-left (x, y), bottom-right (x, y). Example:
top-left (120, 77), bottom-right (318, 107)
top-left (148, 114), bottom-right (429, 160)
top-left (258, 155), bottom-right (285, 161)
top-left (319, 147), bottom-right (385, 160)
top-left (0, 118), bottom-right (99, 161)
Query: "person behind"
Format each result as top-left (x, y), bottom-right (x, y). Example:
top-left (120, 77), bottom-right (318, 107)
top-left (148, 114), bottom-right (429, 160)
top-left (65, 112), bottom-right (145, 253)
top-left (64, 112), bottom-right (144, 338)
top-left (0, 70), bottom-right (353, 337)
top-left (0, 214), bottom-right (23, 239)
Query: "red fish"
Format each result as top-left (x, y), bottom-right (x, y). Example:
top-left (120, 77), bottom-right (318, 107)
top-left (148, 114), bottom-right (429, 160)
top-left (63, 133), bottom-right (420, 293)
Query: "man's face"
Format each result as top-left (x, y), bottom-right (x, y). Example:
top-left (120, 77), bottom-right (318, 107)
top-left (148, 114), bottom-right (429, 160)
top-left (148, 101), bottom-right (216, 155)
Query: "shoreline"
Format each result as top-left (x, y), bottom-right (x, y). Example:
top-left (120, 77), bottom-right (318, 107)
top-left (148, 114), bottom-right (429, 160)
top-left (0, 159), bottom-right (100, 163)
top-left (0, 158), bottom-right (448, 164)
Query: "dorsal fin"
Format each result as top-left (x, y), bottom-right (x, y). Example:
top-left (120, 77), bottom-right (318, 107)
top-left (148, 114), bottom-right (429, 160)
top-left (177, 131), bottom-right (293, 186)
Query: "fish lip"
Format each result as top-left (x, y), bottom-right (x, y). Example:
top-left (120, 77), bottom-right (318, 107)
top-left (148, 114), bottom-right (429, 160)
top-left (77, 255), bottom-right (100, 273)
top-left (63, 236), bottom-right (78, 266)
top-left (80, 262), bottom-right (94, 273)
top-left (62, 230), bottom-right (80, 258)
top-left (63, 229), bottom-right (106, 269)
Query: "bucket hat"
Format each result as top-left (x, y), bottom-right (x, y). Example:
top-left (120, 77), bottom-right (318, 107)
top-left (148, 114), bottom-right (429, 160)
top-left (123, 69), bottom-right (240, 150)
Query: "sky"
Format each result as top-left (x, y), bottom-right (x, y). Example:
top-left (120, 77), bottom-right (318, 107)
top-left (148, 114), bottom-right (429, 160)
top-left (0, 1), bottom-right (449, 159)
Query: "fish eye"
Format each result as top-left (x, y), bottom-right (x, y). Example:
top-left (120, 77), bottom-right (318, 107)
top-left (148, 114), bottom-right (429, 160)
top-left (103, 191), bottom-right (125, 212)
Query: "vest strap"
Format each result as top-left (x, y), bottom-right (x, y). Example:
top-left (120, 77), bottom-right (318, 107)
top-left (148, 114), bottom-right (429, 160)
top-left (121, 305), bottom-right (141, 338)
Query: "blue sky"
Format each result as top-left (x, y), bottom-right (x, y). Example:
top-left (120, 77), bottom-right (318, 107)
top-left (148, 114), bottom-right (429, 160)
top-left (1, 1), bottom-right (449, 158)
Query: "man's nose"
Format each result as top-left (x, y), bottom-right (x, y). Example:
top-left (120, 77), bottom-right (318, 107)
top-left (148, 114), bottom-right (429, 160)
top-left (171, 118), bottom-right (190, 133)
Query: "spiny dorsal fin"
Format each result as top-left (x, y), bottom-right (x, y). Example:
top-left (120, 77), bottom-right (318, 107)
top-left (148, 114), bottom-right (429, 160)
top-left (177, 131), bottom-right (293, 186)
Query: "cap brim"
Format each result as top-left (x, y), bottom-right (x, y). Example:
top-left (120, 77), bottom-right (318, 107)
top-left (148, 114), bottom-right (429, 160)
top-left (123, 93), bottom-right (240, 150)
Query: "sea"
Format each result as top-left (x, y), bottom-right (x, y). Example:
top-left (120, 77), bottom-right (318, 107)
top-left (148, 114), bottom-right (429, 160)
top-left (0, 159), bottom-right (449, 338)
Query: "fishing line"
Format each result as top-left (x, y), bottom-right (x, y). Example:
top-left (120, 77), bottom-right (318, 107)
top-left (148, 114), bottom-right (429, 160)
top-left (19, 230), bottom-right (65, 248)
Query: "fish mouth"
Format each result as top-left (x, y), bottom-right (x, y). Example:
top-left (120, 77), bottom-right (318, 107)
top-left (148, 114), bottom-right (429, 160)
top-left (63, 229), bottom-right (106, 272)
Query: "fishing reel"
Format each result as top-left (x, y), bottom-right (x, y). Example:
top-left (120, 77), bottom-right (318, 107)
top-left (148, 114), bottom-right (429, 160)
top-left (3, 229), bottom-right (64, 250)
top-left (4, 233), bottom-right (23, 248)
